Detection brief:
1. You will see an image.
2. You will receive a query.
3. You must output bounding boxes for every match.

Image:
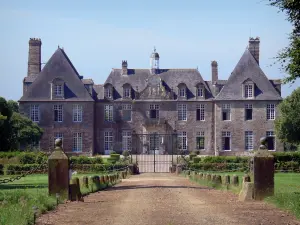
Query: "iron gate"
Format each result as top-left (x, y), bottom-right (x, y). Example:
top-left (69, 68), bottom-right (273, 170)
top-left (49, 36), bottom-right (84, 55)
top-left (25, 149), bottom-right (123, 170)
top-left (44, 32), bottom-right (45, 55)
top-left (131, 133), bottom-right (179, 173)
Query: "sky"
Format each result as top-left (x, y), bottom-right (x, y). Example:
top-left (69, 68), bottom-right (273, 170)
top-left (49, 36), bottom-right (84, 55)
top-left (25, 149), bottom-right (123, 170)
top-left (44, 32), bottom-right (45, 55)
top-left (0, 0), bottom-right (298, 101)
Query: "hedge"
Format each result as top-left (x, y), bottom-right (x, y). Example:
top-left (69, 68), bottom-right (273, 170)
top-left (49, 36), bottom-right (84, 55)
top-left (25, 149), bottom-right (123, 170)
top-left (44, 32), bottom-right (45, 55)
top-left (0, 164), bottom-right (3, 175)
top-left (72, 163), bottom-right (128, 173)
top-left (200, 156), bottom-right (250, 163)
top-left (272, 152), bottom-right (300, 163)
top-left (70, 156), bottom-right (103, 164)
top-left (189, 163), bottom-right (249, 172)
top-left (4, 164), bottom-right (44, 175)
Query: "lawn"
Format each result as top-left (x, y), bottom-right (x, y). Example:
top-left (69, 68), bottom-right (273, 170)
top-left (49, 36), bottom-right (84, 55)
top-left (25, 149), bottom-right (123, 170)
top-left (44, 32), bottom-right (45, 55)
top-left (187, 171), bottom-right (300, 219)
top-left (0, 172), bottom-right (119, 225)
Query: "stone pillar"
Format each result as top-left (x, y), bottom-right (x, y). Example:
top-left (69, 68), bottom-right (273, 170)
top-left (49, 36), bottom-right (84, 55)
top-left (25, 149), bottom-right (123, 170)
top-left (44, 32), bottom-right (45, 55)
top-left (48, 139), bottom-right (69, 200)
top-left (252, 137), bottom-right (275, 200)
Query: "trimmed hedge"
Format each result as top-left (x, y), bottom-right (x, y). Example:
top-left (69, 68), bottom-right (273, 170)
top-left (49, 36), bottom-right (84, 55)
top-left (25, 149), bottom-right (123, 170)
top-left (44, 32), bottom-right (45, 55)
top-left (189, 162), bottom-right (248, 172)
top-left (110, 154), bottom-right (120, 161)
top-left (201, 156), bottom-right (250, 163)
top-left (70, 156), bottom-right (103, 164)
top-left (4, 164), bottom-right (43, 175)
top-left (0, 164), bottom-right (3, 175)
top-left (272, 152), bottom-right (300, 163)
top-left (275, 161), bottom-right (300, 172)
top-left (72, 163), bottom-right (128, 173)
top-left (0, 152), bottom-right (48, 165)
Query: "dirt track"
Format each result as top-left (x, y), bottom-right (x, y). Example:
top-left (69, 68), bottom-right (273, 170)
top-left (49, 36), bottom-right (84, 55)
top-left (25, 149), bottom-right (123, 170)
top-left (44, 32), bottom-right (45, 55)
top-left (37, 173), bottom-right (300, 225)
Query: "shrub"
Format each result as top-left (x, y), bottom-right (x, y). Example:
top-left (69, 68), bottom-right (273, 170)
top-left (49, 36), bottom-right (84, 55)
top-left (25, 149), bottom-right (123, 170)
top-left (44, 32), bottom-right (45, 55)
top-left (122, 150), bottom-right (130, 157)
top-left (193, 157), bottom-right (201, 163)
top-left (201, 156), bottom-right (250, 164)
top-left (0, 163), bottom-right (3, 175)
top-left (272, 152), bottom-right (300, 164)
top-left (189, 152), bottom-right (197, 160)
top-left (275, 161), bottom-right (300, 172)
top-left (110, 154), bottom-right (120, 161)
top-left (110, 151), bottom-right (117, 155)
top-left (189, 162), bottom-right (248, 172)
top-left (0, 152), bottom-right (21, 159)
top-left (89, 157), bottom-right (103, 164)
top-left (18, 152), bottom-right (37, 164)
top-left (70, 156), bottom-right (96, 164)
top-left (4, 164), bottom-right (44, 175)
top-left (72, 163), bottom-right (127, 173)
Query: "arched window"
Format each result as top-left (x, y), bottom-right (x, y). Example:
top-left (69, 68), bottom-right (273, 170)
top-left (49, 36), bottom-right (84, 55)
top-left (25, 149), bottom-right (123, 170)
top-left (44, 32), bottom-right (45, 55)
top-left (177, 83), bottom-right (187, 98)
top-left (195, 83), bottom-right (205, 99)
top-left (104, 83), bottom-right (113, 99)
top-left (242, 79), bottom-right (255, 99)
top-left (122, 83), bottom-right (132, 99)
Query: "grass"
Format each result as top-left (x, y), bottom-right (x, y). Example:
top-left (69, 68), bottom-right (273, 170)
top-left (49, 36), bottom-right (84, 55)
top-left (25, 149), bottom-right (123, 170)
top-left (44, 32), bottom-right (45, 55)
top-left (186, 171), bottom-right (300, 219)
top-left (0, 172), bottom-right (120, 225)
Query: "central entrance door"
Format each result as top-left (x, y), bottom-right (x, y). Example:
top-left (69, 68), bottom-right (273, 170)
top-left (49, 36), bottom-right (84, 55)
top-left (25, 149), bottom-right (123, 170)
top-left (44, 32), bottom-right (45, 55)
top-left (132, 133), bottom-right (178, 173)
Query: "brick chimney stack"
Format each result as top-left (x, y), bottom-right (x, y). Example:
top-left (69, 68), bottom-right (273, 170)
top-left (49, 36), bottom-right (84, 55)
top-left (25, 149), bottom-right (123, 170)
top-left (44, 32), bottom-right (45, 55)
top-left (27, 38), bottom-right (42, 76)
top-left (248, 37), bottom-right (260, 64)
top-left (122, 60), bottom-right (128, 75)
top-left (211, 60), bottom-right (218, 84)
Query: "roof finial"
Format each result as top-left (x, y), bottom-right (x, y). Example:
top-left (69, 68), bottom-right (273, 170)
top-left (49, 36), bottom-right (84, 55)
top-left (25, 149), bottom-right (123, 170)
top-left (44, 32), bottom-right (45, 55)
top-left (154, 46), bottom-right (156, 53)
top-left (58, 45), bottom-right (60, 49)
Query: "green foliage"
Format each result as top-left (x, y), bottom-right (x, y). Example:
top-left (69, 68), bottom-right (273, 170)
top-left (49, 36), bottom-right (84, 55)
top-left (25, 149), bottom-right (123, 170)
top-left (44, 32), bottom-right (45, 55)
top-left (70, 156), bottom-right (103, 164)
top-left (193, 157), bottom-right (201, 164)
top-left (18, 152), bottom-right (37, 164)
top-left (72, 162), bottom-right (127, 173)
top-left (201, 156), bottom-right (250, 163)
top-left (0, 152), bottom-right (21, 159)
top-left (4, 164), bottom-right (41, 175)
top-left (189, 151), bottom-right (197, 160)
top-left (275, 161), bottom-right (299, 171)
top-left (122, 150), bottom-right (130, 157)
top-left (0, 163), bottom-right (3, 175)
top-left (272, 152), bottom-right (300, 163)
top-left (7, 100), bottom-right (19, 113)
top-left (110, 154), bottom-right (120, 161)
top-left (269, 0), bottom-right (300, 83)
top-left (275, 88), bottom-right (300, 144)
top-left (109, 151), bottom-right (117, 155)
top-left (0, 97), bottom-right (13, 151)
top-left (190, 162), bottom-right (248, 172)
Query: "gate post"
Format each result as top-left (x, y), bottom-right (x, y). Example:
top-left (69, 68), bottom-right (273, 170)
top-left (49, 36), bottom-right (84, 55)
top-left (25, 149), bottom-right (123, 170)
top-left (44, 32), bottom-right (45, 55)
top-left (48, 138), bottom-right (69, 200)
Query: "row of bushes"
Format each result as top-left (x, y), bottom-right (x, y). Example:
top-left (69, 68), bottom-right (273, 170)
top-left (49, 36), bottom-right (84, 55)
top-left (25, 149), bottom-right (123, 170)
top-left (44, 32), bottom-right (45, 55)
top-left (0, 152), bottom-right (48, 165)
top-left (189, 163), bottom-right (249, 172)
top-left (1, 162), bottom-right (128, 175)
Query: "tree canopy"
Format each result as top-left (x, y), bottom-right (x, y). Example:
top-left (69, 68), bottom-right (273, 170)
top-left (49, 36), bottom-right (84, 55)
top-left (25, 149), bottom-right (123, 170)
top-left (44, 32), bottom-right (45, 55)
top-left (275, 87), bottom-right (300, 144)
top-left (269, 0), bottom-right (300, 83)
top-left (0, 97), bottom-right (43, 151)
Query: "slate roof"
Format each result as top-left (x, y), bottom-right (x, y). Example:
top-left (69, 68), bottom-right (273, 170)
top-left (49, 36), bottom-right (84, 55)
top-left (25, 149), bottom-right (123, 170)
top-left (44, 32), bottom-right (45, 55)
top-left (24, 75), bottom-right (38, 83)
top-left (82, 79), bottom-right (94, 85)
top-left (19, 48), bottom-right (94, 102)
top-left (93, 84), bottom-right (104, 100)
top-left (215, 49), bottom-right (282, 101)
top-left (104, 68), bottom-right (212, 100)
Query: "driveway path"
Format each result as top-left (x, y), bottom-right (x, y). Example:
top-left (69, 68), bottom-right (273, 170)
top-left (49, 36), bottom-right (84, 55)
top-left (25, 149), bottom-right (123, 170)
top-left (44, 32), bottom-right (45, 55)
top-left (37, 173), bottom-right (300, 225)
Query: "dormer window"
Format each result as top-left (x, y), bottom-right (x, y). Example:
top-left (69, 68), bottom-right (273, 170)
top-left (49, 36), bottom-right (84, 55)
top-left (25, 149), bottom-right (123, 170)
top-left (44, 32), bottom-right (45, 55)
top-left (104, 83), bottom-right (113, 99)
top-left (51, 78), bottom-right (64, 100)
top-left (123, 83), bottom-right (131, 99)
top-left (179, 88), bottom-right (186, 97)
top-left (54, 84), bottom-right (63, 97)
top-left (242, 79), bottom-right (255, 99)
top-left (195, 83), bottom-right (205, 99)
top-left (197, 87), bottom-right (203, 97)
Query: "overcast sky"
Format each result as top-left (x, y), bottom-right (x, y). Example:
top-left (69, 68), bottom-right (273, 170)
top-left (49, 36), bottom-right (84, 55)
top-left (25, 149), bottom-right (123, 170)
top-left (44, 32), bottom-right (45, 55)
top-left (0, 0), bottom-right (298, 100)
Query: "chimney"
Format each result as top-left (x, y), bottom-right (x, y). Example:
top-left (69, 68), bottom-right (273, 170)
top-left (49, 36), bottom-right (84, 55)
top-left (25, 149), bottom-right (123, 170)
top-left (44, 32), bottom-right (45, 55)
top-left (248, 37), bottom-right (260, 64)
top-left (211, 61), bottom-right (218, 84)
top-left (122, 60), bottom-right (128, 75)
top-left (27, 38), bottom-right (42, 76)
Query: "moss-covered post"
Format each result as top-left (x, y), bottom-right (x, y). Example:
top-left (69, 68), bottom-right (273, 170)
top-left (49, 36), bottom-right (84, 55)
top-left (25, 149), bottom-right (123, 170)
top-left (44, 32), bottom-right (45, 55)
top-left (48, 139), bottom-right (69, 200)
top-left (253, 137), bottom-right (274, 200)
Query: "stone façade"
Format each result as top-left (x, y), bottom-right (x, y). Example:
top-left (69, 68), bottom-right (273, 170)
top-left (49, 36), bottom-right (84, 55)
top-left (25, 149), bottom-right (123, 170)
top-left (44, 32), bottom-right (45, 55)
top-left (19, 37), bottom-right (283, 155)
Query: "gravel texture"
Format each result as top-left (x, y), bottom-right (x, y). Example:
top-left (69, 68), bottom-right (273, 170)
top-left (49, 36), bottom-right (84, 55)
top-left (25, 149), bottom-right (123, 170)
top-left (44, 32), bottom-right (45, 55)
top-left (37, 173), bottom-right (300, 225)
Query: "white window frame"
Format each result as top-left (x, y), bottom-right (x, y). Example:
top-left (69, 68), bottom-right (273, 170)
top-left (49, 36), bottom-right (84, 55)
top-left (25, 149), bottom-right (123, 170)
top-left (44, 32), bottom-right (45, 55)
top-left (178, 131), bottom-right (187, 150)
top-left (245, 131), bottom-right (253, 151)
top-left (222, 104), bottom-right (231, 121)
top-left (54, 132), bottom-right (63, 147)
top-left (122, 104), bottom-right (132, 121)
top-left (105, 87), bottom-right (112, 98)
top-left (244, 84), bottom-right (254, 99)
top-left (149, 104), bottom-right (159, 119)
top-left (54, 84), bottom-right (63, 97)
top-left (197, 87), bottom-right (204, 97)
top-left (30, 105), bottom-right (39, 122)
top-left (123, 88), bottom-right (131, 98)
top-left (267, 104), bottom-right (275, 120)
top-left (54, 105), bottom-right (63, 122)
top-left (179, 87), bottom-right (186, 97)
top-left (122, 130), bottom-right (132, 151)
top-left (222, 131), bottom-right (231, 151)
top-left (73, 104), bottom-right (83, 122)
top-left (104, 131), bottom-right (113, 154)
top-left (178, 104), bottom-right (187, 121)
top-left (73, 132), bottom-right (82, 152)
top-left (30, 141), bottom-right (40, 150)
top-left (196, 104), bottom-right (205, 121)
top-left (266, 131), bottom-right (276, 151)
top-left (196, 131), bottom-right (205, 150)
top-left (245, 104), bottom-right (253, 121)
top-left (104, 105), bottom-right (113, 122)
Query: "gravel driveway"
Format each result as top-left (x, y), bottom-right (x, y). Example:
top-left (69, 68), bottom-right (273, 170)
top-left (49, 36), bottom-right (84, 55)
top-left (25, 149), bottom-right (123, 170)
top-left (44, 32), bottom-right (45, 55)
top-left (37, 173), bottom-right (300, 225)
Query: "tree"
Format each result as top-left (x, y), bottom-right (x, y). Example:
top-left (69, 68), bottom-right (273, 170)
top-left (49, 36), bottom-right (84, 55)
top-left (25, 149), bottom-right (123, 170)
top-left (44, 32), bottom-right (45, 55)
top-left (275, 87), bottom-right (300, 144)
top-left (0, 97), bottom-right (13, 151)
top-left (269, 0), bottom-right (300, 83)
top-left (7, 100), bottom-right (19, 113)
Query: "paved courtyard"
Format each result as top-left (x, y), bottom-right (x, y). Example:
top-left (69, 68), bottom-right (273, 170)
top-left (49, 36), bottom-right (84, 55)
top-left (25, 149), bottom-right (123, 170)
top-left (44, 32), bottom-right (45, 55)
top-left (37, 173), bottom-right (300, 225)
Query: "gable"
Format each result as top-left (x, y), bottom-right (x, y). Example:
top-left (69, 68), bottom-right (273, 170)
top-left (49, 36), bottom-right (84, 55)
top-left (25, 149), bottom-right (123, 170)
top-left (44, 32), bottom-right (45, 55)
top-left (20, 48), bottom-right (94, 102)
top-left (215, 49), bottom-right (282, 100)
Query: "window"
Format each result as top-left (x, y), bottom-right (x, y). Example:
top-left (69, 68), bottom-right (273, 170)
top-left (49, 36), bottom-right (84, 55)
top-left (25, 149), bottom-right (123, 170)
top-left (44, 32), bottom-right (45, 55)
top-left (54, 84), bottom-right (63, 97)
top-left (222, 131), bottom-right (231, 151)
top-left (104, 105), bottom-right (113, 122)
top-left (122, 131), bottom-right (132, 151)
top-left (73, 104), bottom-right (83, 122)
top-left (245, 131), bottom-right (253, 150)
top-left (244, 84), bottom-right (253, 98)
top-left (105, 87), bottom-right (112, 98)
top-left (197, 87), bottom-right (204, 97)
top-left (266, 131), bottom-right (275, 151)
top-left (222, 104), bottom-right (231, 121)
top-left (149, 104), bottom-right (159, 119)
top-left (122, 104), bottom-right (132, 121)
top-left (54, 132), bottom-right (63, 147)
top-left (54, 105), bottom-right (63, 122)
top-left (30, 141), bottom-right (40, 150)
top-left (245, 104), bottom-right (253, 120)
top-left (267, 104), bottom-right (275, 120)
top-left (196, 104), bottom-right (205, 121)
top-left (30, 105), bottom-right (39, 122)
top-left (179, 88), bottom-right (186, 97)
top-left (196, 131), bottom-right (205, 150)
top-left (178, 131), bottom-right (187, 150)
top-left (73, 133), bottom-right (82, 152)
top-left (123, 88), bottom-right (131, 98)
top-left (104, 131), bottom-right (113, 153)
top-left (178, 104), bottom-right (187, 121)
